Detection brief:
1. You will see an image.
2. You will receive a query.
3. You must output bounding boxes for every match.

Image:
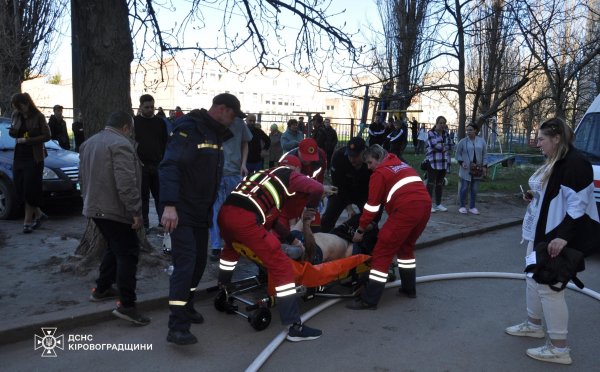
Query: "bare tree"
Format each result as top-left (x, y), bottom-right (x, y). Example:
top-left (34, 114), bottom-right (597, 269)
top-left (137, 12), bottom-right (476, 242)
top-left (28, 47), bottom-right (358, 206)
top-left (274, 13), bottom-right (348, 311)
top-left (510, 0), bottom-right (600, 121)
top-left (362, 0), bottom-right (434, 120)
top-left (0, 0), bottom-right (65, 115)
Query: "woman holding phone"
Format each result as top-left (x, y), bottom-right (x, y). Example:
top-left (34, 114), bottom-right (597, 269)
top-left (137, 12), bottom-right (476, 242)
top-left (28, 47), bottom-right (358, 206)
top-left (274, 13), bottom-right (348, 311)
top-left (505, 118), bottom-right (599, 365)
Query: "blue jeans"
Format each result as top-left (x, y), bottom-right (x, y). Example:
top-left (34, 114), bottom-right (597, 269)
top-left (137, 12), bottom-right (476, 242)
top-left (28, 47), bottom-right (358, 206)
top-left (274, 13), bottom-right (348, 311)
top-left (459, 177), bottom-right (478, 209)
top-left (209, 175), bottom-right (242, 250)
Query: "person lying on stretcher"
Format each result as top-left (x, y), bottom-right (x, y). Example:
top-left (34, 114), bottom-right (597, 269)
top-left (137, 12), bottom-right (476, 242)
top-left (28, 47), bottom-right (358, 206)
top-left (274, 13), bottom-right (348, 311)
top-left (281, 209), bottom-right (379, 264)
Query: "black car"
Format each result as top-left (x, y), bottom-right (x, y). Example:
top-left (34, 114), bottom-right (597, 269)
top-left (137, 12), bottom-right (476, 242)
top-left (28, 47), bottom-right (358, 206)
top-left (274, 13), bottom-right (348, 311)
top-left (0, 117), bottom-right (81, 219)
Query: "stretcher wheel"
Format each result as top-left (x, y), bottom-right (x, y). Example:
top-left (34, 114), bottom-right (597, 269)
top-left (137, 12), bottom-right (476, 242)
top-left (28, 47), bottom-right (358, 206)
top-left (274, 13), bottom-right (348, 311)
top-left (248, 308), bottom-right (271, 331)
top-left (214, 289), bottom-right (228, 312)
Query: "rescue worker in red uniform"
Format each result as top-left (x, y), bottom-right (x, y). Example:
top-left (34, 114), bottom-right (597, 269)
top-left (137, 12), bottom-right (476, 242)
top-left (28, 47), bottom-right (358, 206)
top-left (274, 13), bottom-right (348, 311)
top-left (217, 155), bottom-right (325, 341)
top-left (347, 145), bottom-right (432, 310)
top-left (280, 138), bottom-right (327, 230)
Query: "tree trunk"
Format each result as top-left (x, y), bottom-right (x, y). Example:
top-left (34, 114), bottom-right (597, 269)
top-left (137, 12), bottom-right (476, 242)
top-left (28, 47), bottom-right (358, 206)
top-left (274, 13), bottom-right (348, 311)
top-left (0, 69), bottom-right (21, 116)
top-left (72, 0), bottom-right (133, 137)
top-left (71, 0), bottom-right (135, 269)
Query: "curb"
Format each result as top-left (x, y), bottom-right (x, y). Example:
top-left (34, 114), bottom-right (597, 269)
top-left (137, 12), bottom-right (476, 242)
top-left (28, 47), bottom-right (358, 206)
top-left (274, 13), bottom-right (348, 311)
top-left (0, 217), bottom-right (522, 345)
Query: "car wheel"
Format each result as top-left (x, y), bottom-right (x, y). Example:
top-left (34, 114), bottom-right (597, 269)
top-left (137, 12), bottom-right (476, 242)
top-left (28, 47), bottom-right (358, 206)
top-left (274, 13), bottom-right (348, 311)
top-left (0, 178), bottom-right (16, 220)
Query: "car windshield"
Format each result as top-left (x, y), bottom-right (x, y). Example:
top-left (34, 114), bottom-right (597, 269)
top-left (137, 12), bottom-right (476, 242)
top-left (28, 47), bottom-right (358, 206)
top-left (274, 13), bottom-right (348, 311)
top-left (0, 120), bottom-right (61, 150)
top-left (574, 113), bottom-right (600, 161)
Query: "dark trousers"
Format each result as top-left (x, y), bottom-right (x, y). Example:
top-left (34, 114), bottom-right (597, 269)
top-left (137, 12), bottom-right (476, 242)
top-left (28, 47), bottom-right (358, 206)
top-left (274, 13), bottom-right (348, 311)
top-left (93, 218), bottom-right (140, 307)
top-left (426, 168), bottom-right (447, 205)
top-left (141, 165), bottom-right (163, 228)
top-left (13, 158), bottom-right (44, 207)
top-left (168, 225), bottom-right (208, 331)
top-left (321, 194), bottom-right (366, 233)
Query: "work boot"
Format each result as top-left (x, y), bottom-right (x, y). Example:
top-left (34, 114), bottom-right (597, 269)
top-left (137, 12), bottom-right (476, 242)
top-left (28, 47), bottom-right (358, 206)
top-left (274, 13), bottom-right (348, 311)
top-left (399, 268), bottom-right (417, 298)
top-left (346, 297), bottom-right (377, 310)
top-left (359, 279), bottom-right (386, 306)
top-left (167, 330), bottom-right (198, 345)
top-left (185, 290), bottom-right (204, 324)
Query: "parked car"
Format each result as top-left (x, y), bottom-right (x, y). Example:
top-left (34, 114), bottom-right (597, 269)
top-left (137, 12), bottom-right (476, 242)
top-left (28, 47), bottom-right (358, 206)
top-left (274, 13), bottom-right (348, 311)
top-left (574, 94), bottom-right (600, 214)
top-left (0, 117), bottom-right (81, 219)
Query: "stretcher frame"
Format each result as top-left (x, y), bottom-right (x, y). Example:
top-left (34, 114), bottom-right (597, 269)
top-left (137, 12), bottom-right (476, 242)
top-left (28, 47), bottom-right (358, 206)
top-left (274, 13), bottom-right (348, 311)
top-left (207, 242), bottom-right (374, 331)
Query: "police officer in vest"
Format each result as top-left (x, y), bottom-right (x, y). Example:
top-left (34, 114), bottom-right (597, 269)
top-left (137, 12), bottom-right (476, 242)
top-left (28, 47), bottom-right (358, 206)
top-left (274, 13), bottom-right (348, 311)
top-left (160, 93), bottom-right (244, 346)
top-left (217, 155), bottom-right (325, 342)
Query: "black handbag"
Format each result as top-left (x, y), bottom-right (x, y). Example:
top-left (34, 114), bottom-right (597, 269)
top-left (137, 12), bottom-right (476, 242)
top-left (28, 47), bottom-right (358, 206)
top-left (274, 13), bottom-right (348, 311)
top-left (420, 159), bottom-right (430, 171)
top-left (525, 242), bottom-right (585, 292)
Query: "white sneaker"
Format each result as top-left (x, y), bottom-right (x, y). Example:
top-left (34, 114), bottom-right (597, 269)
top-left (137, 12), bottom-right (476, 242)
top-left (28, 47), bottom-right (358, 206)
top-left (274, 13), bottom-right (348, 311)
top-left (505, 321), bottom-right (545, 338)
top-left (526, 342), bottom-right (572, 365)
top-left (469, 207), bottom-right (480, 215)
top-left (431, 207), bottom-right (437, 213)
top-left (458, 207), bottom-right (468, 214)
top-left (435, 204), bottom-right (448, 212)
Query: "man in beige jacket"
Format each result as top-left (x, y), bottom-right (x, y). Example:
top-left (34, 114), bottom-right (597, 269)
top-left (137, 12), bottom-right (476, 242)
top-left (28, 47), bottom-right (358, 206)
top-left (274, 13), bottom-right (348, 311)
top-left (79, 111), bottom-right (149, 326)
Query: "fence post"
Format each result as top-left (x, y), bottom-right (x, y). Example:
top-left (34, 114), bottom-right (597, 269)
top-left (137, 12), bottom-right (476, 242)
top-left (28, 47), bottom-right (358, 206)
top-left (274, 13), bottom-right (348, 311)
top-left (350, 118), bottom-right (355, 139)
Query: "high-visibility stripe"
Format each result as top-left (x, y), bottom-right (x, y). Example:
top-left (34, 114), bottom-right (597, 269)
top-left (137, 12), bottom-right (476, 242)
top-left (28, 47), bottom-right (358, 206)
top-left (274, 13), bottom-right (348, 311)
top-left (197, 143), bottom-right (219, 149)
top-left (231, 191), bottom-right (267, 223)
top-left (277, 289), bottom-right (297, 297)
top-left (275, 283), bottom-right (295, 292)
top-left (311, 167), bottom-right (322, 179)
top-left (219, 259), bottom-right (238, 271)
top-left (169, 300), bottom-right (187, 306)
top-left (364, 203), bottom-right (380, 213)
top-left (190, 287), bottom-right (196, 292)
top-left (276, 282), bottom-right (297, 298)
top-left (397, 258), bottom-right (416, 269)
top-left (369, 269), bottom-right (388, 283)
top-left (386, 176), bottom-right (422, 202)
top-left (262, 180), bottom-right (281, 209)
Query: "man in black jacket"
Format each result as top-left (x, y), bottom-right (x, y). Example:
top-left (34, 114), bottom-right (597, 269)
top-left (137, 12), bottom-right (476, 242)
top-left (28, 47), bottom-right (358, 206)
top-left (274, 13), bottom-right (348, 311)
top-left (160, 93), bottom-right (243, 346)
top-left (321, 137), bottom-right (372, 233)
top-left (134, 94), bottom-right (168, 229)
top-left (48, 105), bottom-right (70, 150)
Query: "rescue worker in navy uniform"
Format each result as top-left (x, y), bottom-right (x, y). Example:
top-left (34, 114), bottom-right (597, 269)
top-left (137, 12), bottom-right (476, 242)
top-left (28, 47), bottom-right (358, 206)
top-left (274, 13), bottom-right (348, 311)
top-left (320, 137), bottom-right (372, 233)
top-left (160, 93), bottom-right (244, 345)
top-left (347, 145), bottom-right (432, 310)
top-left (217, 155), bottom-right (325, 342)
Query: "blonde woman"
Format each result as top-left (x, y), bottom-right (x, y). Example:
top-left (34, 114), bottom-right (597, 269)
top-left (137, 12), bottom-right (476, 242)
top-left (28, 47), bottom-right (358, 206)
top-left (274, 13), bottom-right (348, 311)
top-left (505, 118), bottom-right (600, 364)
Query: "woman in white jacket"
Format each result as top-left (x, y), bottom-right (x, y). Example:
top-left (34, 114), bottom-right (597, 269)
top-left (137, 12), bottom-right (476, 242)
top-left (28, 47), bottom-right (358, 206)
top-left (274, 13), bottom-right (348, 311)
top-left (455, 123), bottom-right (487, 214)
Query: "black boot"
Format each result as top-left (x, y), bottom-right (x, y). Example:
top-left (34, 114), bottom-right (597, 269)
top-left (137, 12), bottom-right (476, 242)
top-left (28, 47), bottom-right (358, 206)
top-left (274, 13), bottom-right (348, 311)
top-left (185, 291), bottom-right (204, 324)
top-left (347, 279), bottom-right (385, 310)
top-left (167, 329), bottom-right (198, 345)
top-left (399, 268), bottom-right (416, 298)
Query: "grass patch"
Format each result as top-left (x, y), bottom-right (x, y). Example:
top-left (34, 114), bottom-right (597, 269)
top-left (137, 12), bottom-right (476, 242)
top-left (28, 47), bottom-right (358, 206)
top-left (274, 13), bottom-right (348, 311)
top-left (401, 153), bottom-right (535, 195)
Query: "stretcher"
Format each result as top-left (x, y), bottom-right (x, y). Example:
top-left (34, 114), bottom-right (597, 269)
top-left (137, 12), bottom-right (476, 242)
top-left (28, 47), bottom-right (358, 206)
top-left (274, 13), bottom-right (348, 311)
top-left (208, 241), bottom-right (373, 331)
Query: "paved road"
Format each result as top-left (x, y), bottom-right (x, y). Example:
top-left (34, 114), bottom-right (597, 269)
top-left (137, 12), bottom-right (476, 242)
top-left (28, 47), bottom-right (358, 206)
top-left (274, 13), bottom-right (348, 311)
top-left (3, 225), bottom-right (599, 371)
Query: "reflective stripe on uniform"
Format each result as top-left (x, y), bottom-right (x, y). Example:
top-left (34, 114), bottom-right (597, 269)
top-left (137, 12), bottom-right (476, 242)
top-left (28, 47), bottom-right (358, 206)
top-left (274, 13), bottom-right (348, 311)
top-left (275, 282), bottom-right (297, 297)
top-left (169, 300), bottom-right (187, 306)
top-left (397, 258), bottom-right (416, 269)
top-left (197, 143), bottom-right (219, 149)
top-left (364, 203), bottom-right (380, 213)
top-left (369, 269), bottom-right (388, 283)
top-left (190, 287), bottom-right (196, 292)
top-left (311, 167), bottom-right (322, 179)
top-left (386, 176), bottom-right (422, 202)
top-left (230, 191), bottom-right (267, 223)
top-left (219, 259), bottom-right (238, 271)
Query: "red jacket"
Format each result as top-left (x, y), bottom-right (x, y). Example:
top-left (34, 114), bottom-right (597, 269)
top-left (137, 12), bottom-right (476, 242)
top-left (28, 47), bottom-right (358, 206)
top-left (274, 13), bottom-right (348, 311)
top-left (285, 147), bottom-right (327, 184)
top-left (359, 154), bottom-right (430, 230)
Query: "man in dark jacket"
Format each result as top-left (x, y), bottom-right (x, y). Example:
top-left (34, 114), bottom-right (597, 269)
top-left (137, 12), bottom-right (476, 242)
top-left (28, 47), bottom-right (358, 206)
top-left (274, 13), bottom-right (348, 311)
top-left (48, 104), bottom-right (70, 150)
top-left (160, 93), bottom-right (243, 346)
top-left (134, 94), bottom-right (168, 229)
top-left (321, 137), bottom-right (371, 232)
top-left (323, 118), bottom-right (338, 169)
